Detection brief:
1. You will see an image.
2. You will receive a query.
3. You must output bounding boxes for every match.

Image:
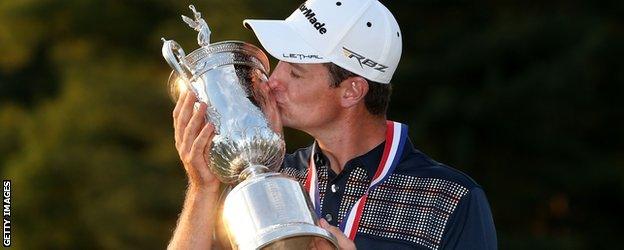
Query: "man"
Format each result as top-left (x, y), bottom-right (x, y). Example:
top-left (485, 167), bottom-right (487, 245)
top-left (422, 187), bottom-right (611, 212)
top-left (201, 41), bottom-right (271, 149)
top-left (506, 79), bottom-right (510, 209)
top-left (168, 0), bottom-right (497, 249)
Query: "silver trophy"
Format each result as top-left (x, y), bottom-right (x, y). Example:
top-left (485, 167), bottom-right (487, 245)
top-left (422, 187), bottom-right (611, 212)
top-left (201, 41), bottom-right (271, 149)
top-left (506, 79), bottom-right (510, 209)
top-left (161, 5), bottom-right (338, 250)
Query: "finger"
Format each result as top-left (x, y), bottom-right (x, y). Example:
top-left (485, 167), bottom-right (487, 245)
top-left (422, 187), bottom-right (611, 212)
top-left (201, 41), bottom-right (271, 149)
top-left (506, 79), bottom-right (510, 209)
top-left (318, 219), bottom-right (342, 239)
top-left (325, 226), bottom-right (343, 238)
top-left (191, 123), bottom-right (215, 163)
top-left (174, 91), bottom-right (191, 141)
top-left (173, 91), bottom-right (188, 147)
top-left (181, 103), bottom-right (207, 155)
top-left (319, 218), bottom-right (330, 228)
top-left (175, 92), bottom-right (197, 145)
top-left (177, 91), bottom-right (196, 128)
top-left (320, 220), bottom-right (343, 239)
top-left (319, 219), bottom-right (354, 249)
top-left (173, 90), bottom-right (187, 122)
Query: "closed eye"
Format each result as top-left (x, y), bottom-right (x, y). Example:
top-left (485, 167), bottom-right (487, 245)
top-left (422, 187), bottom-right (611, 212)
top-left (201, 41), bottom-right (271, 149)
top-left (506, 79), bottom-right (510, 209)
top-left (290, 70), bottom-right (302, 79)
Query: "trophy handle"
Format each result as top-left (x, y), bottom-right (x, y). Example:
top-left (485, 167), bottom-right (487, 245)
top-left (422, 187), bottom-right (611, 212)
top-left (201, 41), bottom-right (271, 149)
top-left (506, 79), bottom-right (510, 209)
top-left (161, 38), bottom-right (192, 81)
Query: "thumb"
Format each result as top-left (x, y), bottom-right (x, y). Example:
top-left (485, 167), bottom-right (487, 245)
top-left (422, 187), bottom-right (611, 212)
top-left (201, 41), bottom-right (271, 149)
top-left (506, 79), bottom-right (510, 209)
top-left (319, 218), bottom-right (330, 228)
top-left (318, 219), bottom-right (356, 250)
top-left (319, 219), bottom-right (342, 235)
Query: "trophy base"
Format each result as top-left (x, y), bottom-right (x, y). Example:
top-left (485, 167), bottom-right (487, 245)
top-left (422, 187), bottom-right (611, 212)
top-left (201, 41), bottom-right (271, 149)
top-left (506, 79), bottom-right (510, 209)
top-left (223, 172), bottom-right (338, 250)
top-left (254, 222), bottom-right (336, 249)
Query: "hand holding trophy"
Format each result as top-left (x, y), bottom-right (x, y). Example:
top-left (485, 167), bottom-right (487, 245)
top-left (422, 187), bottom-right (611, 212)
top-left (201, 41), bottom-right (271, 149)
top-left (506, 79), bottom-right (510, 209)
top-left (162, 5), bottom-right (338, 250)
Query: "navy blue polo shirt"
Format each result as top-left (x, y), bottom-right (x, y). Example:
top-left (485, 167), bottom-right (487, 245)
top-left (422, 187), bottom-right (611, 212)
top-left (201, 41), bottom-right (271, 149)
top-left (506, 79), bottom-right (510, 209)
top-left (280, 139), bottom-right (497, 250)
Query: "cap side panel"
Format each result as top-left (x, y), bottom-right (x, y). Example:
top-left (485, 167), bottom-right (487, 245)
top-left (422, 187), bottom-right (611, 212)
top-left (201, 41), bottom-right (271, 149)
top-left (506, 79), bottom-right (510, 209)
top-left (323, 0), bottom-right (375, 55)
top-left (243, 20), bottom-right (330, 64)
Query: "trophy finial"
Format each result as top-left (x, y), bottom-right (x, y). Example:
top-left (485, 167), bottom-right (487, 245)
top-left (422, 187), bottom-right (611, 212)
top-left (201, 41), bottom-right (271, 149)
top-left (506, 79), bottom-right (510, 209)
top-left (182, 4), bottom-right (211, 47)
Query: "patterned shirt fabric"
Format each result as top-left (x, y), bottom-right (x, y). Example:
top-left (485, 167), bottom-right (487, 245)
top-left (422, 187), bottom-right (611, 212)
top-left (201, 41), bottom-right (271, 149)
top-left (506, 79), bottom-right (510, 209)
top-left (280, 139), bottom-right (497, 250)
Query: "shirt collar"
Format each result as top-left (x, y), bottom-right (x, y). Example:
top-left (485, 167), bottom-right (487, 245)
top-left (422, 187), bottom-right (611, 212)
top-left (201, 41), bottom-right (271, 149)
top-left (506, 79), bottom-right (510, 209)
top-left (311, 141), bottom-right (387, 180)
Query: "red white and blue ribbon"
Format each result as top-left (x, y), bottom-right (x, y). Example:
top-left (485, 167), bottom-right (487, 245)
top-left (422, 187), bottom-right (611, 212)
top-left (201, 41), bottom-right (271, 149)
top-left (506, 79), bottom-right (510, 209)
top-left (305, 121), bottom-right (408, 240)
top-left (304, 143), bottom-right (321, 216)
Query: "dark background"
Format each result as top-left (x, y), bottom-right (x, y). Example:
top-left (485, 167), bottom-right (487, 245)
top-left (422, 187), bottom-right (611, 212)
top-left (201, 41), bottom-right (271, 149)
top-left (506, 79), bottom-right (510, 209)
top-left (0, 0), bottom-right (622, 249)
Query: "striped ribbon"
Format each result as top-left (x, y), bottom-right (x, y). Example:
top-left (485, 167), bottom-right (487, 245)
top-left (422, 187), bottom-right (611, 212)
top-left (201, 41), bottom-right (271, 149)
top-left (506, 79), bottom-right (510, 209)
top-left (305, 142), bottom-right (321, 216)
top-left (305, 121), bottom-right (408, 240)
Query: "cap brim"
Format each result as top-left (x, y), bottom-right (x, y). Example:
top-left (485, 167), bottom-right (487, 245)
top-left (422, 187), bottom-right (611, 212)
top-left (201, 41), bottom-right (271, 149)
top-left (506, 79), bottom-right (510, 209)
top-left (243, 19), bottom-right (330, 64)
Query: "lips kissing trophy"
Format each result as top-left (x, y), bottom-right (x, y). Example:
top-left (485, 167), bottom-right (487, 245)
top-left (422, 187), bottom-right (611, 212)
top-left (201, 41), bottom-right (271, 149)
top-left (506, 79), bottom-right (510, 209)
top-left (161, 5), bottom-right (338, 250)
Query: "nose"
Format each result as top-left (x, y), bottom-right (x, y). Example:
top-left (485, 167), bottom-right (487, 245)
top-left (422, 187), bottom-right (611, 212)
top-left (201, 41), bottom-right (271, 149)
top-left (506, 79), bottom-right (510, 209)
top-left (268, 61), bottom-right (287, 91)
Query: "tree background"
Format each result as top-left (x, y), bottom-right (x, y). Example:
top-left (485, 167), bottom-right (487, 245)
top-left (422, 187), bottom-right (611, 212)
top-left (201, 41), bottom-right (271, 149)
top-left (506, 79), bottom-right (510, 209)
top-left (0, 0), bottom-right (621, 249)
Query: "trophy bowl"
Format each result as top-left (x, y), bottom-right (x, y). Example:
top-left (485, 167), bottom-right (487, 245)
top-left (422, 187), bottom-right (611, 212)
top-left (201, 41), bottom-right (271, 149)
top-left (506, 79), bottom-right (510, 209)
top-left (162, 5), bottom-right (338, 250)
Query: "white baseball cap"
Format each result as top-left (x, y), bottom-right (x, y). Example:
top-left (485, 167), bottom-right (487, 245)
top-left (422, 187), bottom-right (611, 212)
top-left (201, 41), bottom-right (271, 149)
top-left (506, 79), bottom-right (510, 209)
top-left (243, 0), bottom-right (402, 84)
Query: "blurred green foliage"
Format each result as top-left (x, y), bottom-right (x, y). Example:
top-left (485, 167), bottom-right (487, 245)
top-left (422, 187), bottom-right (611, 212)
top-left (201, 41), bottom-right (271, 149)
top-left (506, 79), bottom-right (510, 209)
top-left (0, 0), bottom-right (622, 249)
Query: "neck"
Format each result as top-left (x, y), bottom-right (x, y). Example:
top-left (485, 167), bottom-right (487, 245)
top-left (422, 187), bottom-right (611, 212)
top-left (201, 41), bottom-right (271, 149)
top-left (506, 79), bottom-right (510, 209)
top-left (309, 115), bottom-right (387, 174)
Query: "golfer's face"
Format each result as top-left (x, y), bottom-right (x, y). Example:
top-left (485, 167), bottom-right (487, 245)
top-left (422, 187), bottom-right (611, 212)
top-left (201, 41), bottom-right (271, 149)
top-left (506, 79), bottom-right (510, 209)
top-left (267, 61), bottom-right (343, 131)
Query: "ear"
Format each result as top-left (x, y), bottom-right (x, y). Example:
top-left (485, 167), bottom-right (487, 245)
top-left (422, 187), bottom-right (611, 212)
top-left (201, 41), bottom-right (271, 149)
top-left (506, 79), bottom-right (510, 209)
top-left (339, 76), bottom-right (369, 108)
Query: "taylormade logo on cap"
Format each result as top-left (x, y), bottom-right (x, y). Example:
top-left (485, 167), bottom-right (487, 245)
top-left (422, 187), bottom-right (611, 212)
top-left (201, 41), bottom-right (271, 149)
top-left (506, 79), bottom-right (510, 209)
top-left (298, 4), bottom-right (327, 34)
top-left (244, 0), bottom-right (402, 84)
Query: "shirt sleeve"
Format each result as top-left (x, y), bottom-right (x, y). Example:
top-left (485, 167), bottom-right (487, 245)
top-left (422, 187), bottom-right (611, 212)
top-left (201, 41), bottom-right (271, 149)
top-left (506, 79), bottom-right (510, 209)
top-left (440, 187), bottom-right (497, 250)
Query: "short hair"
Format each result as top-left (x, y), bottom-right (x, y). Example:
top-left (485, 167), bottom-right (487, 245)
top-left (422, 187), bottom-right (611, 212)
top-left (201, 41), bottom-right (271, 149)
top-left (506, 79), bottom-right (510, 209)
top-left (323, 63), bottom-right (392, 116)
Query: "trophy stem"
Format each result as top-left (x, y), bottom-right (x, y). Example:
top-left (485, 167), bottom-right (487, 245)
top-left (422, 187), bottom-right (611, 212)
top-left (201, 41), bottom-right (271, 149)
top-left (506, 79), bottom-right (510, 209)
top-left (239, 164), bottom-right (269, 181)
